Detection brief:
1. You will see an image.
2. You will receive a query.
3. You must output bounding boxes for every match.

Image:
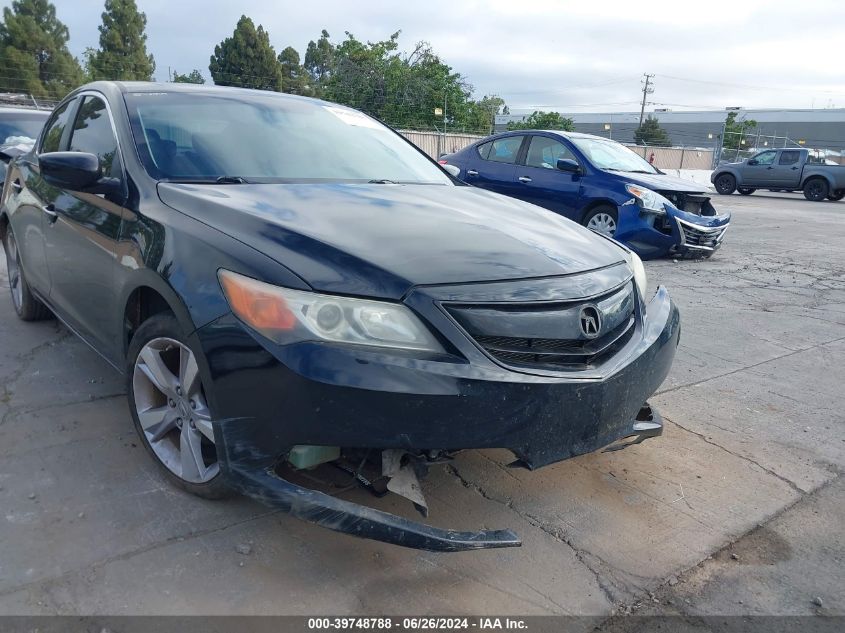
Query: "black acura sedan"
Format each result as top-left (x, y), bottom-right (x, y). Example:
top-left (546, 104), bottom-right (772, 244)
top-left (0, 82), bottom-right (680, 551)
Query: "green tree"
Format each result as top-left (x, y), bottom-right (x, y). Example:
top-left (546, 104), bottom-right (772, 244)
top-left (209, 15), bottom-right (282, 91)
top-left (278, 46), bottom-right (310, 95)
top-left (0, 0), bottom-right (84, 99)
top-left (172, 69), bottom-right (204, 84)
top-left (722, 111), bottom-right (757, 151)
top-left (507, 111), bottom-right (574, 131)
top-left (464, 95), bottom-right (507, 134)
top-left (87, 0), bottom-right (155, 81)
top-left (634, 115), bottom-right (671, 146)
top-left (303, 29), bottom-right (334, 96)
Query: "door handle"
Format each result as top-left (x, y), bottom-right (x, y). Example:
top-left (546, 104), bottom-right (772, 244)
top-left (466, 169), bottom-right (478, 176)
top-left (791, 166), bottom-right (799, 170)
top-left (766, 166), bottom-right (774, 169)
top-left (518, 176), bottom-right (532, 183)
top-left (41, 203), bottom-right (58, 221)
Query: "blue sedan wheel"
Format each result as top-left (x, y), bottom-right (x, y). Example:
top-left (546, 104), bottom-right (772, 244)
top-left (584, 207), bottom-right (618, 237)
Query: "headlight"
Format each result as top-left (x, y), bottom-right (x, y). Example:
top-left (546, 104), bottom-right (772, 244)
top-left (624, 250), bottom-right (648, 299)
top-left (218, 270), bottom-right (444, 352)
top-left (625, 183), bottom-right (670, 215)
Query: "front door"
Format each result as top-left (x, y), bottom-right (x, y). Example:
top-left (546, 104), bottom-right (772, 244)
top-left (512, 134), bottom-right (582, 219)
top-left (9, 99), bottom-right (78, 296)
top-left (742, 150), bottom-right (777, 186)
top-left (42, 94), bottom-right (127, 363)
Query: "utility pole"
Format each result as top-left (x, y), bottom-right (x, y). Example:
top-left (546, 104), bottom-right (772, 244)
top-left (638, 73), bottom-right (654, 129)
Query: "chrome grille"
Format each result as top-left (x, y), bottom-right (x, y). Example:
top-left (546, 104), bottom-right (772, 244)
top-left (676, 218), bottom-right (728, 250)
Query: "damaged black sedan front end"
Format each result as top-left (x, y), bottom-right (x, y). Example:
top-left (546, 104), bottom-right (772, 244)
top-left (200, 261), bottom-right (679, 551)
top-left (2, 82), bottom-right (681, 553)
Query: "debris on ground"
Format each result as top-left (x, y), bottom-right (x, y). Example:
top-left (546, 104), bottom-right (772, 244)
top-left (235, 542), bottom-right (253, 555)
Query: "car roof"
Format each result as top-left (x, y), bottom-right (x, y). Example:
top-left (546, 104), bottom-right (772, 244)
top-left (77, 80), bottom-right (332, 107)
top-left (489, 129), bottom-right (620, 142)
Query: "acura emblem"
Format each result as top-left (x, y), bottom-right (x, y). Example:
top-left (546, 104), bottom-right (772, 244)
top-left (579, 305), bottom-right (601, 339)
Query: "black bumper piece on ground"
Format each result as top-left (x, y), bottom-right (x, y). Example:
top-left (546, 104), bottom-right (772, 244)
top-left (220, 403), bottom-right (663, 553)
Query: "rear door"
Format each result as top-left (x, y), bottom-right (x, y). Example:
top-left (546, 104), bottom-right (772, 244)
top-left (767, 149), bottom-right (803, 188)
top-left (42, 93), bottom-right (127, 362)
top-left (742, 150), bottom-right (777, 186)
top-left (463, 134), bottom-right (525, 197)
top-left (512, 134), bottom-right (582, 218)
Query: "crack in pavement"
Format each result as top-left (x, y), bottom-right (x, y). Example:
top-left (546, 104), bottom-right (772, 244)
top-left (0, 508), bottom-right (283, 600)
top-left (664, 416), bottom-right (811, 496)
top-left (444, 462), bottom-right (636, 608)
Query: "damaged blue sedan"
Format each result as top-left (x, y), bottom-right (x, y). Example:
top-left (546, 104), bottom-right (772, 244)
top-left (441, 131), bottom-right (731, 259)
top-left (1, 82), bottom-right (680, 552)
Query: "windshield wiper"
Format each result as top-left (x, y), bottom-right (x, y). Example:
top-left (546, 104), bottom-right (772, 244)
top-left (367, 179), bottom-right (398, 184)
top-left (216, 176), bottom-right (251, 184)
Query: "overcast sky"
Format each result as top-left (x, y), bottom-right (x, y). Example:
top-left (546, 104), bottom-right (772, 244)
top-left (17, 0), bottom-right (845, 113)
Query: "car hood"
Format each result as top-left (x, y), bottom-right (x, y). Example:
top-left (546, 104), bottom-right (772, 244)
top-left (157, 182), bottom-right (626, 300)
top-left (611, 170), bottom-right (707, 193)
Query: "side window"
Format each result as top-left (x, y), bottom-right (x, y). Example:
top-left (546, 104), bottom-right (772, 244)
top-left (525, 136), bottom-right (576, 169)
top-left (39, 99), bottom-right (75, 153)
top-left (68, 96), bottom-right (121, 179)
top-left (487, 136), bottom-right (524, 164)
top-left (754, 151), bottom-right (776, 166)
top-left (476, 141), bottom-right (492, 160)
top-left (779, 151), bottom-right (800, 166)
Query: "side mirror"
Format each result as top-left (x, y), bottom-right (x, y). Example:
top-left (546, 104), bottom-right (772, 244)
top-left (557, 158), bottom-right (580, 173)
top-left (441, 163), bottom-right (461, 178)
top-left (747, 159), bottom-right (758, 165)
top-left (39, 151), bottom-right (122, 196)
top-left (39, 152), bottom-right (102, 191)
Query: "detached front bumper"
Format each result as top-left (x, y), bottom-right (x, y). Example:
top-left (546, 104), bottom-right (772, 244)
top-left (617, 205), bottom-right (731, 259)
top-left (196, 286), bottom-right (680, 551)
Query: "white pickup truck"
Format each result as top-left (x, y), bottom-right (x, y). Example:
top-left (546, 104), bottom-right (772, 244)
top-left (712, 148), bottom-right (845, 201)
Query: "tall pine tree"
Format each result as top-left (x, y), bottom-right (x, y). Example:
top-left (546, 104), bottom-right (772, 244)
top-left (87, 0), bottom-right (155, 81)
top-left (209, 16), bottom-right (282, 91)
top-left (0, 0), bottom-right (84, 100)
top-left (278, 46), bottom-right (310, 95)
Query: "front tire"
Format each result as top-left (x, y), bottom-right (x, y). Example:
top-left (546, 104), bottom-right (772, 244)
top-left (803, 178), bottom-right (829, 202)
top-left (127, 313), bottom-right (230, 499)
top-left (738, 187), bottom-right (755, 195)
top-left (828, 189), bottom-right (845, 201)
top-left (582, 205), bottom-right (618, 237)
top-left (2, 225), bottom-right (51, 321)
top-left (714, 173), bottom-right (736, 195)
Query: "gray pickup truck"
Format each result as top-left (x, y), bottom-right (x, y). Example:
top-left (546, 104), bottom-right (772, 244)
top-left (712, 148), bottom-right (845, 201)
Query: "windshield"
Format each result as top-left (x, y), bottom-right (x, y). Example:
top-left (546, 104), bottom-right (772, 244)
top-left (0, 111), bottom-right (50, 145)
top-left (569, 137), bottom-right (658, 174)
top-left (124, 91), bottom-right (451, 185)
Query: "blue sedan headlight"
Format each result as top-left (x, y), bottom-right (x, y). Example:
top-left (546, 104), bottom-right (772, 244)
top-left (625, 183), bottom-right (671, 215)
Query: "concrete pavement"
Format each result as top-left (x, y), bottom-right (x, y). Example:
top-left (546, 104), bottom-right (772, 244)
top-left (0, 191), bottom-right (842, 617)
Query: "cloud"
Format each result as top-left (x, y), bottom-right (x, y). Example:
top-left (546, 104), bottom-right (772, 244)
top-left (29, 0), bottom-right (845, 112)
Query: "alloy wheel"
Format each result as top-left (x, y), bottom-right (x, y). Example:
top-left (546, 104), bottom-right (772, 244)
top-left (5, 230), bottom-right (23, 311)
top-left (587, 212), bottom-right (617, 237)
top-left (132, 337), bottom-right (219, 483)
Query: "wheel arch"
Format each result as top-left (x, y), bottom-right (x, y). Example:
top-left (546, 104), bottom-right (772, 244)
top-left (578, 198), bottom-right (619, 223)
top-left (801, 173), bottom-right (835, 190)
top-left (120, 272), bottom-right (198, 358)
